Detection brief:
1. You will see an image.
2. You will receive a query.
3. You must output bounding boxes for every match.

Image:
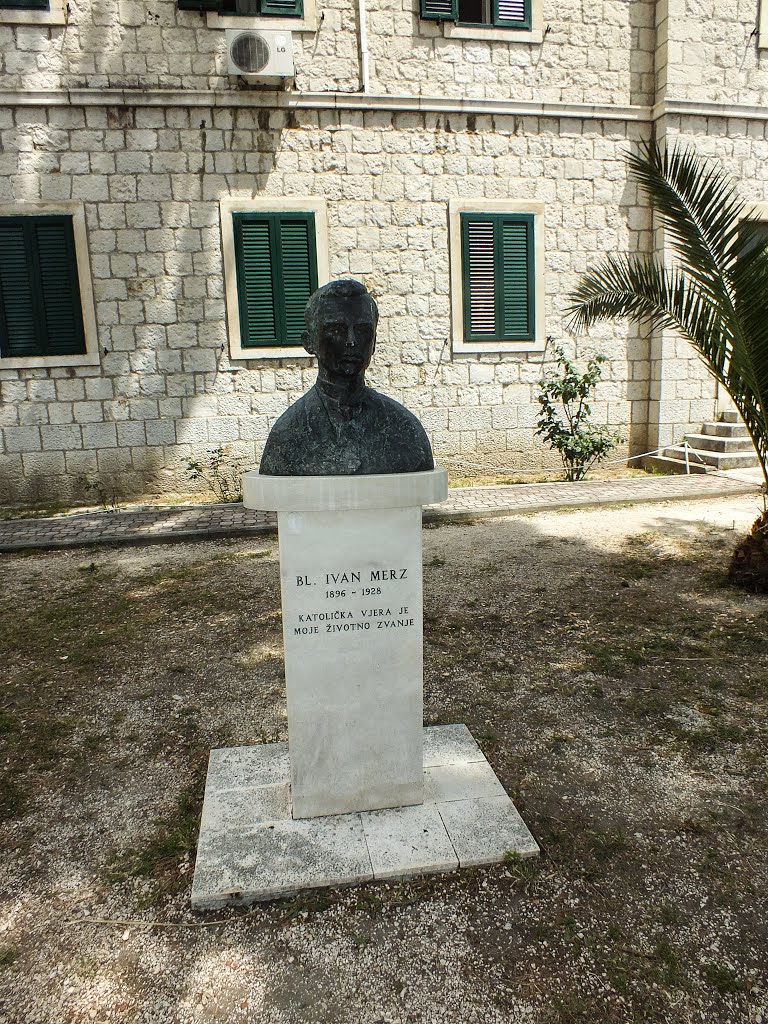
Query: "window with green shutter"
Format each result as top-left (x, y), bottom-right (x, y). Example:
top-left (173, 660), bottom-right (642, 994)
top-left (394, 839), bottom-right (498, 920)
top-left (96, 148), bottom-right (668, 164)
top-left (460, 212), bottom-right (535, 343)
top-left (177, 0), bottom-right (303, 17)
top-left (233, 211), bottom-right (317, 349)
top-left (420, 0), bottom-right (529, 29)
top-left (0, 215), bottom-right (86, 359)
top-left (0, 0), bottom-right (48, 8)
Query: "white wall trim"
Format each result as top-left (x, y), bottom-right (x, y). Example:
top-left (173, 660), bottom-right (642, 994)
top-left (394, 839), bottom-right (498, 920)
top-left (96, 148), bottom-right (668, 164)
top-left (651, 98), bottom-right (768, 123)
top-left (0, 201), bottom-right (100, 371)
top-left (448, 199), bottom-right (546, 356)
top-left (220, 195), bottom-right (329, 362)
top-left (5, 89), bottom-right (768, 127)
top-left (0, 88), bottom-right (652, 123)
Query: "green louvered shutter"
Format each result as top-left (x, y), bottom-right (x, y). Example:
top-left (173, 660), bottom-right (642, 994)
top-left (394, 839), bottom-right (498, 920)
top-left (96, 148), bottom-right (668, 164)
top-left (0, 222), bottom-right (38, 357)
top-left (0, 216), bottom-right (85, 358)
top-left (177, 0), bottom-right (221, 12)
top-left (278, 216), bottom-right (316, 346)
top-left (234, 212), bottom-right (317, 349)
top-left (0, 0), bottom-right (48, 8)
top-left (463, 218), bottom-right (496, 338)
top-left (493, 0), bottom-right (530, 28)
top-left (500, 216), bottom-right (534, 339)
top-left (35, 218), bottom-right (87, 356)
top-left (420, 0), bottom-right (458, 20)
top-left (236, 217), bottom-right (278, 348)
top-left (259, 0), bottom-right (303, 16)
top-left (461, 212), bottom-right (534, 342)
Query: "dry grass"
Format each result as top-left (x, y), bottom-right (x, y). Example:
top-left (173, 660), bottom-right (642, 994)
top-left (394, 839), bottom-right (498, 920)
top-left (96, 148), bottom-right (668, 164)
top-left (0, 495), bottom-right (766, 1024)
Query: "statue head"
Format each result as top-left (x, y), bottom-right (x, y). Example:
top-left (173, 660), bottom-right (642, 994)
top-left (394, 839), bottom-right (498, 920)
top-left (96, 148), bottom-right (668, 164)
top-left (302, 279), bottom-right (379, 386)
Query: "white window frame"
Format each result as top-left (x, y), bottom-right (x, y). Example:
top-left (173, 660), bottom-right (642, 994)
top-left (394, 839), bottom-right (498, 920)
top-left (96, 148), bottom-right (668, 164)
top-left (448, 198), bottom-right (546, 355)
top-left (220, 195), bottom-right (329, 361)
top-left (0, 0), bottom-right (66, 25)
top-left (442, 0), bottom-right (542, 44)
top-left (759, 0), bottom-right (768, 48)
top-left (206, 0), bottom-right (317, 33)
top-left (0, 201), bottom-right (100, 370)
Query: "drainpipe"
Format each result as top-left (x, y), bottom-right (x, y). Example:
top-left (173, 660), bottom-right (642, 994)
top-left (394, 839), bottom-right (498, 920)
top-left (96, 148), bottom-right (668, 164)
top-left (357, 0), bottom-right (370, 92)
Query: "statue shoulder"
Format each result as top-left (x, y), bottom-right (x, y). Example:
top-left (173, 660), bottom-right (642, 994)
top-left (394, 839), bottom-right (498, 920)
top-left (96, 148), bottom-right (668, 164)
top-left (259, 392), bottom-right (313, 475)
top-left (267, 393), bottom-right (311, 437)
top-left (366, 388), bottom-right (434, 471)
top-left (369, 389), bottom-right (428, 433)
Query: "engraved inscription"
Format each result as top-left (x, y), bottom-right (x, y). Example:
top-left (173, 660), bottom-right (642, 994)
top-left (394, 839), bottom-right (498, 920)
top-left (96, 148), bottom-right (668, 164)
top-left (287, 565), bottom-right (415, 639)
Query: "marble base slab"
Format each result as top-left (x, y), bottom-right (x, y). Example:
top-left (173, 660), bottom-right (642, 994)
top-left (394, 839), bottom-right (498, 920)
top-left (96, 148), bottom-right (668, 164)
top-left (192, 724), bottom-right (539, 910)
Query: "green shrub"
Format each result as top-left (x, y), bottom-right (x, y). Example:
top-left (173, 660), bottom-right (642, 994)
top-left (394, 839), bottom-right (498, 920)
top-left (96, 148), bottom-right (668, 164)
top-left (536, 345), bottom-right (621, 481)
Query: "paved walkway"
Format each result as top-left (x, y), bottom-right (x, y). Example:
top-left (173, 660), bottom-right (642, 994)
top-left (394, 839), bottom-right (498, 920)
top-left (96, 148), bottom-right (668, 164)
top-left (0, 471), bottom-right (762, 553)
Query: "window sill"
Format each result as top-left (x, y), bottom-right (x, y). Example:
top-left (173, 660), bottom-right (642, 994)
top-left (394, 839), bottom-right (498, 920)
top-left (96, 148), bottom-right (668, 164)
top-left (230, 346), bottom-right (313, 362)
top-left (0, 0), bottom-right (66, 24)
top-left (443, 23), bottom-right (541, 42)
top-left (207, 0), bottom-right (316, 33)
top-left (452, 338), bottom-right (546, 356)
top-left (0, 351), bottom-right (99, 370)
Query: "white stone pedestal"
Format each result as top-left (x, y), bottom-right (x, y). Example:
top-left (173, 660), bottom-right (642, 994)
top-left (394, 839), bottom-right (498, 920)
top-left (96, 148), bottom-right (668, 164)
top-left (191, 467), bottom-right (541, 908)
top-left (242, 469), bottom-right (448, 818)
top-left (191, 724), bottom-right (540, 909)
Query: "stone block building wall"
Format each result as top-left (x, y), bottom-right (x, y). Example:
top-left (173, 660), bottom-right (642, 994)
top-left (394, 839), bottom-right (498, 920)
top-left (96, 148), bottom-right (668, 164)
top-left (363, 0), bottom-right (657, 104)
top-left (0, 0), bottom-right (765, 501)
top-left (0, 103), bottom-right (652, 500)
top-left (0, 0), bottom-right (657, 105)
top-left (657, 0), bottom-right (768, 106)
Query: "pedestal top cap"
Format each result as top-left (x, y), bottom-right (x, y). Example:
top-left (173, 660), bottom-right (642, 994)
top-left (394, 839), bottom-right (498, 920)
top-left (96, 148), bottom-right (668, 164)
top-left (243, 467), bottom-right (448, 512)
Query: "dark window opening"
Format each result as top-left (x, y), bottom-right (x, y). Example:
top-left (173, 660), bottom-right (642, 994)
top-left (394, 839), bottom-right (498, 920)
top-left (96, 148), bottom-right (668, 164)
top-left (0, 215), bottom-right (86, 360)
top-left (457, 0), bottom-right (486, 24)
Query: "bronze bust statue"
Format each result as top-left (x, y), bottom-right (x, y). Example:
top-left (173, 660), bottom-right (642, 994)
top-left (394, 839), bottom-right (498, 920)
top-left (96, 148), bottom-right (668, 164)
top-left (259, 279), bottom-right (434, 476)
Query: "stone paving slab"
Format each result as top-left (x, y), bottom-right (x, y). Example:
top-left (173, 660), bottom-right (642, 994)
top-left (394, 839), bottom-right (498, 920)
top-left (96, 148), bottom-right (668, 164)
top-left (191, 724), bottom-right (538, 909)
top-left (0, 472), bottom-right (761, 553)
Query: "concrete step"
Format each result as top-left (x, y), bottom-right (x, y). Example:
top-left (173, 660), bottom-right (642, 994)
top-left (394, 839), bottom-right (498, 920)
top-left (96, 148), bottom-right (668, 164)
top-left (662, 446), bottom-right (759, 470)
top-left (683, 432), bottom-right (756, 453)
top-left (701, 420), bottom-right (749, 438)
top-left (645, 454), bottom-right (709, 475)
top-left (720, 410), bottom-right (740, 424)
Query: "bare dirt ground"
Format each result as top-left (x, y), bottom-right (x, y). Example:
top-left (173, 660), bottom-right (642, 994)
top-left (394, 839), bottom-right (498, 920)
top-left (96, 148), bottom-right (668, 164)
top-left (1, 494), bottom-right (767, 1024)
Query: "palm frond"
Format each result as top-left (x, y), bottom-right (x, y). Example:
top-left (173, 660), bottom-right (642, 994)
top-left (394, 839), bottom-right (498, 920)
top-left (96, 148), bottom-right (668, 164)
top-left (566, 254), bottom-right (728, 361)
top-left (567, 251), bottom-right (768, 480)
top-left (629, 142), bottom-right (746, 294)
top-left (569, 140), bottom-right (768, 489)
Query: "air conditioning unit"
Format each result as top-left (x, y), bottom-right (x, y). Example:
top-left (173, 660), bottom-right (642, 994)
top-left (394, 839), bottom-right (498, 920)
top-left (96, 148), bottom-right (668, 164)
top-left (226, 29), bottom-right (294, 81)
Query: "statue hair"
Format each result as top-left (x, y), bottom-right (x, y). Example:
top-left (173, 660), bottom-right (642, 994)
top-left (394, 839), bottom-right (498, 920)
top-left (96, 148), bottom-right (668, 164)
top-left (303, 279), bottom-right (379, 329)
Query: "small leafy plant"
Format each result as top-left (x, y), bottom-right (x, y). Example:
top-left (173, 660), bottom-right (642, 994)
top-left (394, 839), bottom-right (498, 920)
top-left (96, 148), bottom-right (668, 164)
top-left (185, 445), bottom-right (244, 503)
top-left (536, 345), bottom-right (621, 481)
top-left (76, 474), bottom-right (120, 511)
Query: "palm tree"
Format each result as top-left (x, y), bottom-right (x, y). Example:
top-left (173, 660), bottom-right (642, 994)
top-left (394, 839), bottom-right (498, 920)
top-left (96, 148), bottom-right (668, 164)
top-left (566, 139), bottom-right (768, 496)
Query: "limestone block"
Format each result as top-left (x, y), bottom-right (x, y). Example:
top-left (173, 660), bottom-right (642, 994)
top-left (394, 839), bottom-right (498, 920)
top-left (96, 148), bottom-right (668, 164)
top-left (40, 424), bottom-right (82, 451)
top-left (83, 422), bottom-right (118, 449)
